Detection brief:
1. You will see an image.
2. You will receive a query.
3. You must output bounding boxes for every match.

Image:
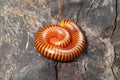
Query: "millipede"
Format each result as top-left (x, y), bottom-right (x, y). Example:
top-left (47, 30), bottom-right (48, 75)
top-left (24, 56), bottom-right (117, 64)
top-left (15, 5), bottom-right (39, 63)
top-left (34, 19), bottom-right (86, 62)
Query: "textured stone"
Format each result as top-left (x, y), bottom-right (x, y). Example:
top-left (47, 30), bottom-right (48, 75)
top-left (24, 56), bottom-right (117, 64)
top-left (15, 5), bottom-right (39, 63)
top-left (0, 0), bottom-right (119, 80)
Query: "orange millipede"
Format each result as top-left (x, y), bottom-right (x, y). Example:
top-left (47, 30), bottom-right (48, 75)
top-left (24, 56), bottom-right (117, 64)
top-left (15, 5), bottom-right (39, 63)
top-left (34, 19), bottom-right (86, 62)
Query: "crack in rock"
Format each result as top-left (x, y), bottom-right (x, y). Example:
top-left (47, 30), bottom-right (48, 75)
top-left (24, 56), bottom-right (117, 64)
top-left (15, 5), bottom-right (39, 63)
top-left (54, 62), bottom-right (58, 80)
top-left (100, 38), bottom-right (115, 80)
top-left (82, 57), bottom-right (88, 80)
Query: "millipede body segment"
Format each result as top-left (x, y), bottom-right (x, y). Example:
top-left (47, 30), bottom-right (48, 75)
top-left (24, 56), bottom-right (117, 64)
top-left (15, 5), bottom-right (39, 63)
top-left (34, 20), bottom-right (86, 62)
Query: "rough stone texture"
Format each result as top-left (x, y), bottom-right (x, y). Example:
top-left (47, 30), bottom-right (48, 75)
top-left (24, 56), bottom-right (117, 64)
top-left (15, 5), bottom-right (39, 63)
top-left (0, 0), bottom-right (119, 80)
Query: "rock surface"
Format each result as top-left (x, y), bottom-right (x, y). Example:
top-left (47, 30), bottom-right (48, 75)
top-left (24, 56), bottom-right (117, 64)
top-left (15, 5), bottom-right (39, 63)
top-left (0, 0), bottom-right (119, 80)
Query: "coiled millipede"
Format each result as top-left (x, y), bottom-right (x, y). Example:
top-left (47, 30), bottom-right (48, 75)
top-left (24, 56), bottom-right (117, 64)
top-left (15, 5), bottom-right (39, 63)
top-left (34, 19), bottom-right (86, 62)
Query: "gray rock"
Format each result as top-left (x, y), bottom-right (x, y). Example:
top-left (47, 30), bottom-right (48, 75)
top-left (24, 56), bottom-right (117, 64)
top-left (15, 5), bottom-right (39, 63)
top-left (0, 0), bottom-right (119, 80)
